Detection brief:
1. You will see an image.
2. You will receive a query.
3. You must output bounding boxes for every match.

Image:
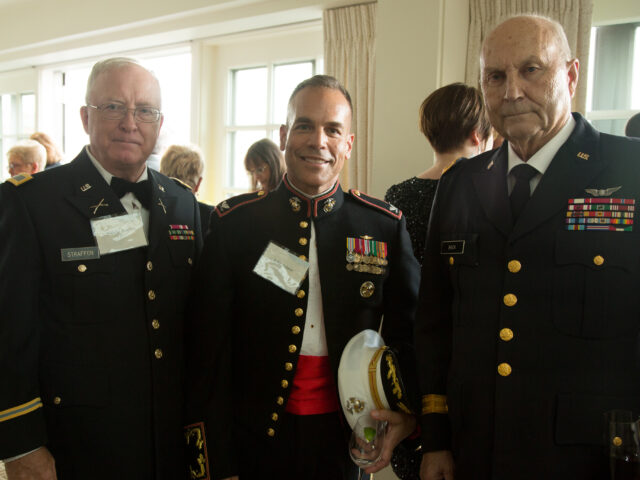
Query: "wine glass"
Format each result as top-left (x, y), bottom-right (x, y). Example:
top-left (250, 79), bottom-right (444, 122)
top-left (604, 410), bottom-right (640, 479)
top-left (349, 415), bottom-right (387, 480)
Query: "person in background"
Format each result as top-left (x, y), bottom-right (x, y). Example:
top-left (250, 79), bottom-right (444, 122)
top-left (0, 57), bottom-right (201, 480)
top-left (625, 112), bottom-right (640, 138)
top-left (7, 140), bottom-right (47, 177)
top-left (417, 15), bottom-right (640, 480)
top-left (185, 75), bottom-right (419, 480)
top-left (244, 137), bottom-right (286, 193)
top-left (384, 83), bottom-right (493, 265)
top-left (30, 132), bottom-right (64, 169)
top-left (160, 144), bottom-right (213, 235)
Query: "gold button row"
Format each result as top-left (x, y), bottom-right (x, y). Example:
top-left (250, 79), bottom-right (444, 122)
top-left (154, 348), bottom-right (163, 359)
top-left (148, 290), bottom-right (156, 301)
top-left (152, 319), bottom-right (160, 330)
top-left (299, 221), bottom-right (308, 228)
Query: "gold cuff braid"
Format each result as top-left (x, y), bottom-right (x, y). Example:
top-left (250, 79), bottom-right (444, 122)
top-left (421, 394), bottom-right (448, 414)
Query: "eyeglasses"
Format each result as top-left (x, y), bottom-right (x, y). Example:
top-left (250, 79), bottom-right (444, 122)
top-left (86, 103), bottom-right (162, 123)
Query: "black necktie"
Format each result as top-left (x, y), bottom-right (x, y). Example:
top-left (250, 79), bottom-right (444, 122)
top-left (110, 177), bottom-right (151, 209)
top-left (510, 164), bottom-right (538, 221)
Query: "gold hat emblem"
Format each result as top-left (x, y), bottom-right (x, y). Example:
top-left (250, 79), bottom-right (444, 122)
top-left (345, 397), bottom-right (365, 414)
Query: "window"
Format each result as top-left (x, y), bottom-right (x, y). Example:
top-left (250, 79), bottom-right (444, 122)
top-left (224, 60), bottom-right (318, 196)
top-left (587, 23), bottom-right (640, 135)
top-left (1, 92), bottom-right (35, 179)
top-left (50, 49), bottom-right (192, 163)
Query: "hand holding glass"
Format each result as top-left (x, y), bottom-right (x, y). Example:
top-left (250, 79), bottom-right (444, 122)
top-left (349, 415), bottom-right (387, 468)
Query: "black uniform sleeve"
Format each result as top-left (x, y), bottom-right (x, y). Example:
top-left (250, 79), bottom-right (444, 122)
top-left (414, 175), bottom-right (455, 452)
top-left (184, 211), bottom-right (237, 480)
top-left (0, 183), bottom-right (48, 458)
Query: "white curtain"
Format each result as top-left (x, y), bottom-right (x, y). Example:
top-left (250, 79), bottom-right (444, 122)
top-left (465, 0), bottom-right (593, 114)
top-left (323, 2), bottom-right (376, 192)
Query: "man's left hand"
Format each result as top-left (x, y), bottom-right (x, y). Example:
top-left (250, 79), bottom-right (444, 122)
top-left (362, 409), bottom-right (417, 474)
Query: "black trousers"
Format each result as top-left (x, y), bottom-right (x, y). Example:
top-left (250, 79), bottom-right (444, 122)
top-left (237, 411), bottom-right (369, 480)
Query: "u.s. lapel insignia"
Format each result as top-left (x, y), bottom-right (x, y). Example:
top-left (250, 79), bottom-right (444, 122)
top-left (80, 183), bottom-right (92, 192)
top-left (486, 159), bottom-right (495, 170)
top-left (289, 197), bottom-right (301, 212)
top-left (323, 198), bottom-right (335, 213)
top-left (158, 184), bottom-right (165, 193)
top-left (157, 198), bottom-right (167, 214)
top-left (89, 198), bottom-right (109, 215)
top-left (389, 204), bottom-right (399, 214)
top-left (218, 200), bottom-right (230, 212)
top-left (577, 152), bottom-right (590, 160)
top-left (585, 186), bottom-right (622, 197)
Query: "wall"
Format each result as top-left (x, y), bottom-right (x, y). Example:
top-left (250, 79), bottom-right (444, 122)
top-left (370, 0), bottom-right (469, 198)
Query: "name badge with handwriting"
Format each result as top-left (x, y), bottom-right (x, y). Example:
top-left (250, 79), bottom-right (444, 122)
top-left (253, 242), bottom-right (309, 295)
top-left (90, 212), bottom-right (148, 255)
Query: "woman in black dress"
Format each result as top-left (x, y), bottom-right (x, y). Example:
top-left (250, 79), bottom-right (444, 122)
top-left (385, 83), bottom-right (494, 265)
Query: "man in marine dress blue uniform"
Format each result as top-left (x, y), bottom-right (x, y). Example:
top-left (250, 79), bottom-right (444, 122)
top-left (185, 75), bottom-right (419, 480)
top-left (417, 15), bottom-right (640, 480)
top-left (0, 58), bottom-right (201, 479)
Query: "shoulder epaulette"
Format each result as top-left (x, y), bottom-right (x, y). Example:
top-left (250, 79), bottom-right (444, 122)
top-left (215, 190), bottom-right (268, 218)
top-left (170, 177), bottom-right (193, 191)
top-left (441, 158), bottom-right (464, 176)
top-left (6, 173), bottom-right (33, 186)
top-left (349, 189), bottom-right (402, 220)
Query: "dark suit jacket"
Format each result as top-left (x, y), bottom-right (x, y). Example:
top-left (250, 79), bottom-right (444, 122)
top-left (416, 113), bottom-right (640, 479)
top-left (0, 149), bottom-right (201, 479)
top-left (185, 175), bottom-right (420, 479)
top-left (198, 201), bottom-right (214, 237)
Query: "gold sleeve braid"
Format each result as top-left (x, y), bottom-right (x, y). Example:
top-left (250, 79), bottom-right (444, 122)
top-left (421, 394), bottom-right (448, 414)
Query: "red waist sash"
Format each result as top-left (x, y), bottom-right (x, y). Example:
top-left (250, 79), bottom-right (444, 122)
top-left (285, 355), bottom-right (340, 415)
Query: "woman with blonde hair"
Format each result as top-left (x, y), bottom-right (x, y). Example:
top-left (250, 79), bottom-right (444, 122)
top-left (160, 144), bottom-right (214, 234)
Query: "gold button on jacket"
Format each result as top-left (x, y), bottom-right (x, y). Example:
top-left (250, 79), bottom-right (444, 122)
top-left (503, 294), bottom-right (517, 307)
top-left (497, 363), bottom-right (512, 377)
top-left (507, 260), bottom-right (522, 273)
top-left (77, 264), bottom-right (87, 273)
top-left (593, 255), bottom-right (604, 266)
top-left (499, 328), bottom-right (514, 341)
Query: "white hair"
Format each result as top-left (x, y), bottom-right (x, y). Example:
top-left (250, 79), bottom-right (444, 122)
top-left (8, 139), bottom-right (47, 172)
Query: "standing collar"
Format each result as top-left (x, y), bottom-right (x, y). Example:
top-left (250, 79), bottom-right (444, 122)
top-left (280, 175), bottom-right (344, 219)
top-left (507, 115), bottom-right (576, 176)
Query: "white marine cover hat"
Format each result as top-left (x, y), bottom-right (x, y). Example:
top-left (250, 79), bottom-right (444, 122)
top-left (338, 329), bottom-right (413, 429)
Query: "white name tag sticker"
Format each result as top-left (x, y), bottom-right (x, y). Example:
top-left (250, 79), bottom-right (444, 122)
top-left (253, 242), bottom-right (309, 295)
top-left (90, 212), bottom-right (148, 255)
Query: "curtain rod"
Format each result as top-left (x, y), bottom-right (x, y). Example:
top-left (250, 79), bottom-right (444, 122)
top-left (325, 1), bottom-right (377, 13)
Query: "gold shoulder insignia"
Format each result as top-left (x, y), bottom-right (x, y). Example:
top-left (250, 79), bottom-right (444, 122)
top-left (349, 189), bottom-right (402, 220)
top-left (215, 190), bottom-right (268, 218)
top-left (171, 177), bottom-right (193, 191)
top-left (6, 173), bottom-right (33, 186)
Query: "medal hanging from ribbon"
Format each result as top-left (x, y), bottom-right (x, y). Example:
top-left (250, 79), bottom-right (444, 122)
top-left (345, 237), bottom-right (388, 274)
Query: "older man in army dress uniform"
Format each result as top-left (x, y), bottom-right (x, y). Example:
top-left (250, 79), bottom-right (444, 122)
top-left (417, 15), bottom-right (640, 480)
top-left (185, 75), bottom-right (419, 480)
top-left (0, 58), bottom-right (201, 479)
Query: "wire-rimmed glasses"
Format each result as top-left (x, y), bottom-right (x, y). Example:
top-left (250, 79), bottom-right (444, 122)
top-left (86, 103), bottom-right (161, 123)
